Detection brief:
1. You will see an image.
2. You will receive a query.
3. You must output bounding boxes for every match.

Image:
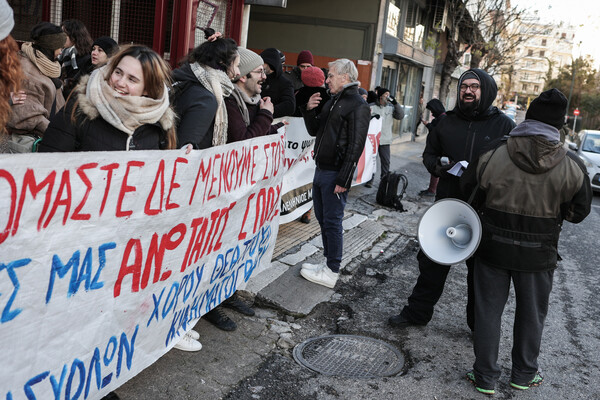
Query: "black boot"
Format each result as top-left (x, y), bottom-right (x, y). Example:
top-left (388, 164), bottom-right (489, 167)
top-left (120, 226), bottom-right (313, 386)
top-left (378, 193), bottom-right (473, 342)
top-left (223, 293), bottom-right (255, 316)
top-left (204, 306), bottom-right (237, 331)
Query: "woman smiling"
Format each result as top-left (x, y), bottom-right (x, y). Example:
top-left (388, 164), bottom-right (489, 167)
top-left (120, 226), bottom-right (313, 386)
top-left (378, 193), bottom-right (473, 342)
top-left (39, 45), bottom-right (176, 152)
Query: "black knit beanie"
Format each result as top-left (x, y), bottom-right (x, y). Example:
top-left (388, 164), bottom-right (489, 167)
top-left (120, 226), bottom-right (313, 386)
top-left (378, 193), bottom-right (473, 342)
top-left (93, 36), bottom-right (119, 57)
top-left (376, 87), bottom-right (389, 99)
top-left (525, 88), bottom-right (567, 129)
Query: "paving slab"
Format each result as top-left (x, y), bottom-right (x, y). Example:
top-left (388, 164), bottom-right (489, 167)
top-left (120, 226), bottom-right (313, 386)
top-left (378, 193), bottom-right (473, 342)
top-left (257, 218), bottom-right (386, 316)
top-left (245, 260), bottom-right (289, 294)
top-left (278, 243), bottom-right (319, 266)
top-left (256, 264), bottom-right (334, 316)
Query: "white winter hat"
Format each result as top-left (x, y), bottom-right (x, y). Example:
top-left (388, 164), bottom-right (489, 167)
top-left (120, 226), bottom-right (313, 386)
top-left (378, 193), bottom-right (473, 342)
top-left (0, 0), bottom-right (15, 42)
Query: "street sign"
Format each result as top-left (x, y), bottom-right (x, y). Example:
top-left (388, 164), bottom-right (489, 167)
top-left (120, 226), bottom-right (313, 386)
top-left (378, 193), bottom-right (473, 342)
top-left (574, 108), bottom-right (580, 116)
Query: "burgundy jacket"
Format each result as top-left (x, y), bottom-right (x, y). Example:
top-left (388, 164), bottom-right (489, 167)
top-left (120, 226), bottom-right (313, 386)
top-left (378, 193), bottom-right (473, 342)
top-left (225, 96), bottom-right (283, 143)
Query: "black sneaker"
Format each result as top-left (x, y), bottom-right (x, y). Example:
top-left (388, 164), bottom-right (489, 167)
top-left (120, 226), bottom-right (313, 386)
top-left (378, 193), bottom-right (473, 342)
top-left (223, 294), bottom-right (255, 316)
top-left (101, 393), bottom-right (120, 400)
top-left (388, 314), bottom-right (425, 328)
top-left (204, 307), bottom-right (237, 331)
top-left (418, 189), bottom-right (435, 197)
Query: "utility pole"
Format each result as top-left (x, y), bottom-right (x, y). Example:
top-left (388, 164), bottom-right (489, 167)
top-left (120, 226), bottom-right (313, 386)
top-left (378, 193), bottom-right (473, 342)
top-left (566, 41), bottom-right (582, 114)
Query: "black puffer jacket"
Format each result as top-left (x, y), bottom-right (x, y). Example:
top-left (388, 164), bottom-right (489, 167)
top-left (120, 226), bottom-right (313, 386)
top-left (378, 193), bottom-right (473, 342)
top-left (171, 63), bottom-right (218, 149)
top-left (39, 76), bottom-right (173, 152)
top-left (302, 83), bottom-right (370, 188)
top-left (423, 68), bottom-right (516, 200)
top-left (260, 48), bottom-right (296, 118)
top-left (39, 98), bottom-right (170, 151)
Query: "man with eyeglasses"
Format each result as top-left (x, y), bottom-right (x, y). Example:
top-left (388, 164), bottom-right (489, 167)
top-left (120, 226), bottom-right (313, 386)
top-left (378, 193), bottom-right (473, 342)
top-left (388, 68), bottom-right (516, 331)
top-left (226, 48), bottom-right (284, 143)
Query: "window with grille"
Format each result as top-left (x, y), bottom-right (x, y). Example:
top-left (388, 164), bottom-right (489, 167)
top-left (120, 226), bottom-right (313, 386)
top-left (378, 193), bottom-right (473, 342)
top-left (195, 0), bottom-right (230, 47)
top-left (9, 0), bottom-right (236, 61)
top-left (50, 0), bottom-right (159, 48)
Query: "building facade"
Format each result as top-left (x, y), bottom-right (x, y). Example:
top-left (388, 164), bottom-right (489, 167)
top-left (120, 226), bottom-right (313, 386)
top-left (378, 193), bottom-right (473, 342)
top-left (509, 18), bottom-right (575, 107)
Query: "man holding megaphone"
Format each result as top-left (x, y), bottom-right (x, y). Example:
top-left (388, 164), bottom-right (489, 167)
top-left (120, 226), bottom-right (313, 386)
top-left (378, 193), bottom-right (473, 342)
top-left (459, 88), bottom-right (592, 395)
top-left (388, 69), bottom-right (515, 331)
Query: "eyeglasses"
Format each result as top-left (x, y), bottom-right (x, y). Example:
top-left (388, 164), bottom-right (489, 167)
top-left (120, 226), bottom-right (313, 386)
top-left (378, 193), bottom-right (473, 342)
top-left (460, 83), bottom-right (480, 92)
top-left (250, 68), bottom-right (266, 77)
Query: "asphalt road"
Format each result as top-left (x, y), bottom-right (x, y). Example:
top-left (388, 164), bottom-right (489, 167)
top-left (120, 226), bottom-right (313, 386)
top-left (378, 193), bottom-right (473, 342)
top-left (225, 138), bottom-right (600, 400)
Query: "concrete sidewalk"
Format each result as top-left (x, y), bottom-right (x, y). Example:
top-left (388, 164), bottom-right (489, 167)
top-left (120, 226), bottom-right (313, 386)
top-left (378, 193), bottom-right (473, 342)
top-left (116, 132), bottom-right (428, 400)
top-left (246, 129), bottom-right (424, 316)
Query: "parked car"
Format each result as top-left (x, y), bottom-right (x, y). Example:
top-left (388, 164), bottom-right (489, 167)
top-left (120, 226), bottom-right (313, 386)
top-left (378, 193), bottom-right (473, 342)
top-left (568, 129), bottom-right (600, 192)
top-left (503, 105), bottom-right (517, 122)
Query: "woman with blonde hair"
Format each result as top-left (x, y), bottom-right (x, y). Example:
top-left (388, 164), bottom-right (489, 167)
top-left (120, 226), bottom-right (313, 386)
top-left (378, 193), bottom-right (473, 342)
top-left (40, 45), bottom-right (176, 151)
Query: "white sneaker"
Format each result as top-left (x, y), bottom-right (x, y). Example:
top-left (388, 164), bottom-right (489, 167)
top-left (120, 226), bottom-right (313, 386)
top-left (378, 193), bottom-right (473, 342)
top-left (174, 334), bottom-right (202, 352)
top-left (300, 266), bottom-right (339, 288)
top-left (177, 328), bottom-right (200, 340)
top-left (186, 330), bottom-right (200, 340)
top-left (301, 262), bottom-right (325, 272)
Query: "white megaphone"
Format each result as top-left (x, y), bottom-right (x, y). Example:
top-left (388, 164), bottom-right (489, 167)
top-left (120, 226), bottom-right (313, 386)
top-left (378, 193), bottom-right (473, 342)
top-left (417, 199), bottom-right (482, 265)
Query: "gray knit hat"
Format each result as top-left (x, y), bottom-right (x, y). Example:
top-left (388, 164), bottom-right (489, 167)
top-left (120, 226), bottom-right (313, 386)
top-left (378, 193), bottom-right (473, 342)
top-left (237, 47), bottom-right (264, 77)
top-left (0, 0), bottom-right (15, 42)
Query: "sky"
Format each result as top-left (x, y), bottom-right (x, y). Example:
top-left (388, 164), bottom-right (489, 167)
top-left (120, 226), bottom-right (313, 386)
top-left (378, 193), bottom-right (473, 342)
top-left (512, 0), bottom-right (600, 67)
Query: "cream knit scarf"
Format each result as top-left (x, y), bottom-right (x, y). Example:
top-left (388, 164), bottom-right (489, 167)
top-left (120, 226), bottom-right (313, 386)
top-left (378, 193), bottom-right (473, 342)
top-left (21, 42), bottom-right (61, 78)
top-left (190, 62), bottom-right (234, 146)
top-left (230, 86), bottom-right (261, 127)
top-left (84, 66), bottom-right (172, 150)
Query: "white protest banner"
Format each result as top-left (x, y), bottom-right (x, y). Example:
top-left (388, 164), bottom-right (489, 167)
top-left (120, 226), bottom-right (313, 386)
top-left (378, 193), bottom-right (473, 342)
top-left (278, 118), bottom-right (315, 224)
top-left (353, 117), bottom-right (381, 185)
top-left (277, 117), bottom-right (382, 224)
top-left (0, 134), bottom-right (284, 399)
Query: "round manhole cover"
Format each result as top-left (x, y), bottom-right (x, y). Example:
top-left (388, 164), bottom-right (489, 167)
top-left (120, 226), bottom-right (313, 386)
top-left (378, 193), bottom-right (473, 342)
top-left (293, 334), bottom-right (404, 378)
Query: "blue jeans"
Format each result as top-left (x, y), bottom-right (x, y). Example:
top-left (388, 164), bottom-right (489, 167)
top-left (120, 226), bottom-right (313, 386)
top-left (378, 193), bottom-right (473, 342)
top-left (312, 168), bottom-right (347, 273)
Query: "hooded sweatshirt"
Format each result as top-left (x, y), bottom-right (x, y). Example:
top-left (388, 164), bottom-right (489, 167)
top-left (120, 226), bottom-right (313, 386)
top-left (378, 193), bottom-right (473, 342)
top-left (422, 68), bottom-right (516, 200)
top-left (260, 48), bottom-right (296, 118)
top-left (460, 119), bottom-right (592, 271)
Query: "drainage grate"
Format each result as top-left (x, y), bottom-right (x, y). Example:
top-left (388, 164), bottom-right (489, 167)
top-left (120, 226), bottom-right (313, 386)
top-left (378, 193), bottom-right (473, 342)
top-left (293, 335), bottom-right (404, 378)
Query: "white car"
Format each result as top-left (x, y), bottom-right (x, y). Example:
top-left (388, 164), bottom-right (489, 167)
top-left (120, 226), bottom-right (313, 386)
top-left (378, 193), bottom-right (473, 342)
top-left (568, 129), bottom-right (600, 192)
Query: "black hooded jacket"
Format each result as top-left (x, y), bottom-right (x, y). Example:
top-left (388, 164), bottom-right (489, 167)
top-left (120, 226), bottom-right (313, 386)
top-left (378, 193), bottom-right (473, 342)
top-left (171, 63), bottom-right (218, 149)
top-left (260, 48), bottom-right (296, 118)
top-left (423, 68), bottom-right (516, 200)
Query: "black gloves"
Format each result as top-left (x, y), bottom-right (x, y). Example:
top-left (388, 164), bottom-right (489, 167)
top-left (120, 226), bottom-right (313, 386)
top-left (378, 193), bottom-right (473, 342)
top-left (388, 96), bottom-right (398, 105)
top-left (370, 114), bottom-right (381, 120)
top-left (433, 157), bottom-right (454, 177)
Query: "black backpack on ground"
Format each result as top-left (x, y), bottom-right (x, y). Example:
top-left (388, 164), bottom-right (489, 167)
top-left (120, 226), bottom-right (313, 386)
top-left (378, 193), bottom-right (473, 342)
top-left (376, 172), bottom-right (408, 211)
